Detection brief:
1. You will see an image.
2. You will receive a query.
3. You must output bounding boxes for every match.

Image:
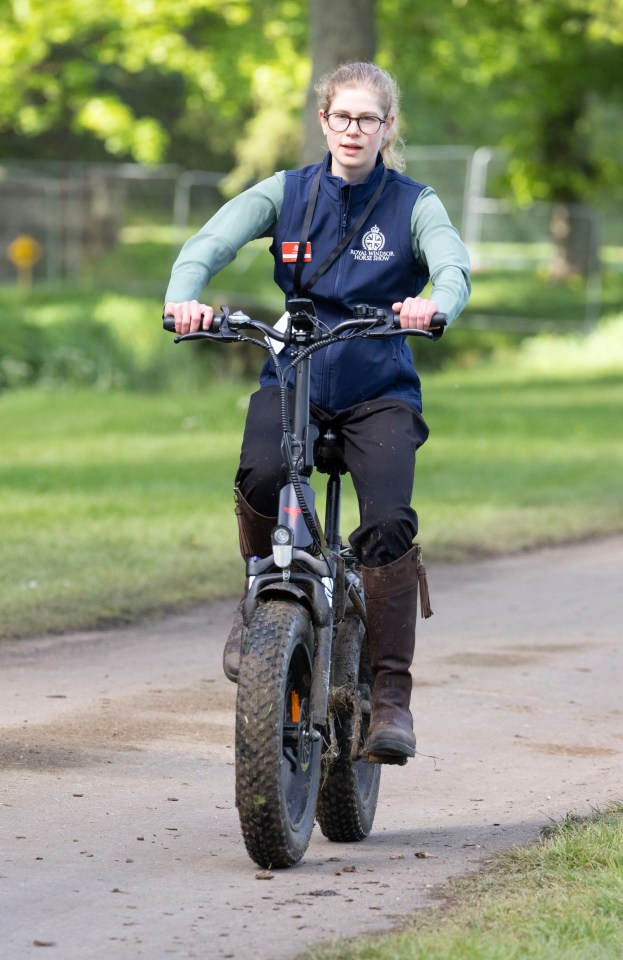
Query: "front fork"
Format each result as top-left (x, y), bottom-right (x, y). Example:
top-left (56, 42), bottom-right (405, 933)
top-left (243, 459), bottom-right (347, 739)
top-left (243, 552), bottom-right (335, 731)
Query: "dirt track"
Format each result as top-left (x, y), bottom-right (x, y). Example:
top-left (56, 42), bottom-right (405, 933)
top-left (1, 538), bottom-right (622, 959)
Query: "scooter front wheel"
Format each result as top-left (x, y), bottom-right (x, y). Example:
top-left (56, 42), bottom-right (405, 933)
top-left (235, 599), bottom-right (321, 868)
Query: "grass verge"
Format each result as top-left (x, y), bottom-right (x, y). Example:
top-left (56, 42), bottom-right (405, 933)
top-left (1, 354), bottom-right (622, 639)
top-left (0, 385), bottom-right (246, 638)
top-left (303, 804), bottom-right (623, 960)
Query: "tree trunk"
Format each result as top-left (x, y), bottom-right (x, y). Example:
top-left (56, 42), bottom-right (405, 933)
top-left (301, 0), bottom-right (377, 166)
top-left (549, 203), bottom-right (600, 281)
top-left (542, 103), bottom-right (599, 279)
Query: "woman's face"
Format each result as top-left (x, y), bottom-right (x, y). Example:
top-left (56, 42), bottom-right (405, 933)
top-left (320, 86), bottom-right (394, 183)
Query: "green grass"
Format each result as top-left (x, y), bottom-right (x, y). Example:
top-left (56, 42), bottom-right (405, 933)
top-left (0, 285), bottom-right (258, 392)
top-left (1, 345), bottom-right (622, 639)
top-left (2, 237), bottom-right (623, 640)
top-left (303, 804), bottom-right (623, 960)
top-left (79, 231), bottom-right (284, 308)
top-left (418, 367), bottom-right (623, 557)
top-left (77, 226), bottom-right (623, 329)
top-left (4, 232), bottom-right (623, 395)
top-left (466, 259), bottom-right (622, 324)
top-left (0, 386), bottom-right (248, 637)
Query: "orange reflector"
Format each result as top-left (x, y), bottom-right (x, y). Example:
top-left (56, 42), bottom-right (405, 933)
top-left (291, 690), bottom-right (301, 723)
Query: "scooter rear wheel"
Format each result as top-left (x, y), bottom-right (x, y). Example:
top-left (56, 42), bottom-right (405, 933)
top-left (316, 613), bottom-right (381, 842)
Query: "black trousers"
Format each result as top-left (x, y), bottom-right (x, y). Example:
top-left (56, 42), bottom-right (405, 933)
top-left (235, 387), bottom-right (429, 568)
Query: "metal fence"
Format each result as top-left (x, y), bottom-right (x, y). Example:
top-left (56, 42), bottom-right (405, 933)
top-left (406, 146), bottom-right (610, 327)
top-left (0, 161), bottom-right (226, 285)
top-left (1, 153), bottom-right (619, 327)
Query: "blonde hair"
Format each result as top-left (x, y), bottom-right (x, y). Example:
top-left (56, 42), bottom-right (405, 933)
top-left (315, 62), bottom-right (405, 172)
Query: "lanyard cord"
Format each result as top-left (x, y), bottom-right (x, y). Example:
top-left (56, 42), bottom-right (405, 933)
top-left (293, 168), bottom-right (321, 296)
top-left (293, 165), bottom-right (389, 297)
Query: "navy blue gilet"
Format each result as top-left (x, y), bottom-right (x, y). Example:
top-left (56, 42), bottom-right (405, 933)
top-left (259, 153), bottom-right (430, 414)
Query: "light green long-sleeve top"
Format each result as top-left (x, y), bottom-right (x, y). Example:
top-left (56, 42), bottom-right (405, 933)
top-left (165, 171), bottom-right (471, 322)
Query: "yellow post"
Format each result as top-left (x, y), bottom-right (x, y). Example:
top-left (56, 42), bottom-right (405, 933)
top-left (6, 234), bottom-right (43, 292)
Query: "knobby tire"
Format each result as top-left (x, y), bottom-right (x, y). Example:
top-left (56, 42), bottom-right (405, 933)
top-left (235, 599), bottom-right (321, 869)
top-left (316, 612), bottom-right (381, 842)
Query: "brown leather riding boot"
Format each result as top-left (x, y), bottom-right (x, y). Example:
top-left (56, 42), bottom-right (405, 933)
top-left (223, 486), bottom-right (276, 682)
top-left (361, 546), bottom-right (428, 759)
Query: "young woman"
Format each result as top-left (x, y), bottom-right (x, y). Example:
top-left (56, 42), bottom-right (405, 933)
top-left (164, 62), bottom-right (471, 760)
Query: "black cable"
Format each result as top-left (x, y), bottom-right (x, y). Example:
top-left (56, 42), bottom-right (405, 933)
top-left (267, 331), bottom-right (326, 558)
top-left (236, 315), bottom-right (375, 568)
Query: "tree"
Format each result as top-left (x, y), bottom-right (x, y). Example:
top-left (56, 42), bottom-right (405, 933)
top-left (0, 0), bottom-right (307, 170)
top-left (2, 0), bottom-right (622, 276)
top-left (0, 0), bottom-right (378, 183)
top-left (379, 0), bottom-right (623, 276)
top-left (301, 0), bottom-right (377, 165)
top-left (225, 0), bottom-right (378, 190)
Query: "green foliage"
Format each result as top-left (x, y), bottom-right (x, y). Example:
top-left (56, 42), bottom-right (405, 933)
top-left (4, 255), bottom-right (623, 392)
top-left (0, 0), bottom-right (307, 169)
top-left (2, 0), bottom-right (622, 212)
top-left (516, 313), bottom-right (623, 377)
top-left (380, 0), bottom-right (623, 205)
top-left (0, 287), bottom-right (233, 392)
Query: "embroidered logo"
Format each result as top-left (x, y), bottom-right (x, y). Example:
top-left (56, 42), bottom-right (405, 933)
top-left (350, 225), bottom-right (394, 262)
top-left (363, 226), bottom-right (386, 252)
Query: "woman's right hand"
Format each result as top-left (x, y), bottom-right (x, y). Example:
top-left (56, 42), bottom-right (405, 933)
top-left (164, 300), bottom-right (214, 335)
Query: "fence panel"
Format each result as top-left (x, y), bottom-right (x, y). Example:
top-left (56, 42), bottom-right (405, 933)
top-left (1, 155), bottom-right (619, 330)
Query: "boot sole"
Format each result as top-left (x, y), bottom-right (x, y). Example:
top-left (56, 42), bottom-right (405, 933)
top-left (366, 736), bottom-right (416, 760)
top-left (367, 751), bottom-right (409, 766)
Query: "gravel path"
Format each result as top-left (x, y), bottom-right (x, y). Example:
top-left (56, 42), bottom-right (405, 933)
top-left (1, 537), bottom-right (621, 959)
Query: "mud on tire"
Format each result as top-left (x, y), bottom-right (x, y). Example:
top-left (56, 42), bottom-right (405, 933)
top-left (235, 599), bottom-right (321, 869)
top-left (316, 613), bottom-right (381, 842)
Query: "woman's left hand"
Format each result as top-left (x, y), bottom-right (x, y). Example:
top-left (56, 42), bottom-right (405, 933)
top-left (392, 296), bottom-right (441, 330)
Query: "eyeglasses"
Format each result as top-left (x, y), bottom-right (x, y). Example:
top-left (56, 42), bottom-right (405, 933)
top-left (324, 112), bottom-right (387, 135)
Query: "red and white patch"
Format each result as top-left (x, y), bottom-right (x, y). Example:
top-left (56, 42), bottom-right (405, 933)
top-left (282, 242), bottom-right (312, 262)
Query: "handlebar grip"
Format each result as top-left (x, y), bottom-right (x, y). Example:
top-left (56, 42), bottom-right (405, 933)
top-left (392, 311), bottom-right (447, 331)
top-left (162, 314), bottom-right (224, 333)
